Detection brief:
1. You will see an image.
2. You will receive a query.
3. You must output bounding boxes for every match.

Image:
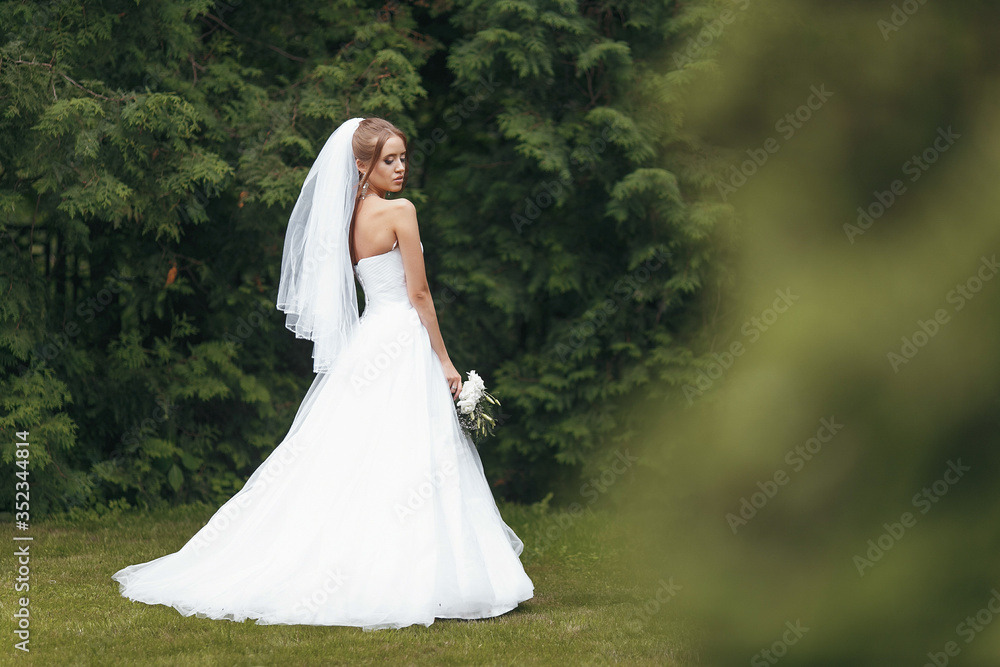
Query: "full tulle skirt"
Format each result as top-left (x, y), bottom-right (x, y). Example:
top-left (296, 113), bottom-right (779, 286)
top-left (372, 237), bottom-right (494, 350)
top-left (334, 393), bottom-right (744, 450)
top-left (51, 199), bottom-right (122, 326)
top-left (111, 300), bottom-right (533, 630)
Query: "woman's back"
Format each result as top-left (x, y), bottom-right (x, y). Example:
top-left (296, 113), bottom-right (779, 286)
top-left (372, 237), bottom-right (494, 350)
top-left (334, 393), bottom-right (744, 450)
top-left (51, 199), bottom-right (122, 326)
top-left (352, 196), bottom-right (403, 264)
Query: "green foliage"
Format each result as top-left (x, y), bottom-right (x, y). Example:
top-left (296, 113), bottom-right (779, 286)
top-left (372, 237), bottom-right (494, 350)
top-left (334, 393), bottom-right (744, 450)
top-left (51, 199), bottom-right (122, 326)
top-left (425, 0), bottom-right (737, 494)
top-left (0, 0), bottom-right (732, 515)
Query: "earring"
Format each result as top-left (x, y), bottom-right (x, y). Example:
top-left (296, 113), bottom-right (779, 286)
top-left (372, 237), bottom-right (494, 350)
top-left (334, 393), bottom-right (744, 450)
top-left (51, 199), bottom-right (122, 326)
top-left (361, 181), bottom-right (369, 198)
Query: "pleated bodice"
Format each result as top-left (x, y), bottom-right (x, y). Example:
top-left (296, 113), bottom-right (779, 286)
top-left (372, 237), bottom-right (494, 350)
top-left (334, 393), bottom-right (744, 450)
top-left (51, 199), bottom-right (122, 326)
top-left (353, 240), bottom-right (422, 312)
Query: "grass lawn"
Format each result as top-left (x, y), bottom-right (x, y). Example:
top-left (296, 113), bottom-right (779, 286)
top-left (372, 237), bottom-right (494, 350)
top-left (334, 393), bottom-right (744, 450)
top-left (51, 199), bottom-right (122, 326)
top-left (2, 501), bottom-right (701, 666)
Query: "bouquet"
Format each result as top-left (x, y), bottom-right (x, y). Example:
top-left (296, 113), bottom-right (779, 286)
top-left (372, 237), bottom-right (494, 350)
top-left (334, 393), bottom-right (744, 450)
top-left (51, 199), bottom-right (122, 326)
top-left (454, 370), bottom-right (501, 442)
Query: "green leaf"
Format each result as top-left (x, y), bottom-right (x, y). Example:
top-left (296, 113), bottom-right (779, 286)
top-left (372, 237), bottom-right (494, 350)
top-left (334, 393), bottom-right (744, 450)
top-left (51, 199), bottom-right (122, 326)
top-left (167, 464), bottom-right (184, 492)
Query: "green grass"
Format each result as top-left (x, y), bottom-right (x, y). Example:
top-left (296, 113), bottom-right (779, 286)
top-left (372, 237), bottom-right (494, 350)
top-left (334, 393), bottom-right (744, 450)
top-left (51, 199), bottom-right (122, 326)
top-left (1, 501), bottom-right (701, 666)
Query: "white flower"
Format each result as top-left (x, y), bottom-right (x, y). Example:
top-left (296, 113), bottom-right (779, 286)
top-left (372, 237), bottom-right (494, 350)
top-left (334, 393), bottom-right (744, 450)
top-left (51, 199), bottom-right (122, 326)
top-left (456, 370), bottom-right (485, 414)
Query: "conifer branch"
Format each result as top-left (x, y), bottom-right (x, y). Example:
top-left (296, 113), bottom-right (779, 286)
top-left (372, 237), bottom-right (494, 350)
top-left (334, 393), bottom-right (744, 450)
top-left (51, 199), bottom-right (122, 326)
top-left (200, 13), bottom-right (307, 62)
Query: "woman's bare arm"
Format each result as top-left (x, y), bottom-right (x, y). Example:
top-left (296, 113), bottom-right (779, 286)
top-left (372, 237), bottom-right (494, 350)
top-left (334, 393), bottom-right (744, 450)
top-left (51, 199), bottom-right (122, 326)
top-left (392, 199), bottom-right (463, 398)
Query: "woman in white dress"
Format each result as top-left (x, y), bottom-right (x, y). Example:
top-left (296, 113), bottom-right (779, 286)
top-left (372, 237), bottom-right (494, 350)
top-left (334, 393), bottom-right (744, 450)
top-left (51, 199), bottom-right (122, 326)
top-left (111, 117), bottom-right (534, 631)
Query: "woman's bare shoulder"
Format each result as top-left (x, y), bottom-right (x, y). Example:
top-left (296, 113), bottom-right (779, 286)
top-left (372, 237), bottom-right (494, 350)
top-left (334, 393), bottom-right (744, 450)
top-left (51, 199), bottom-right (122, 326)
top-left (386, 198), bottom-right (417, 231)
top-left (387, 197), bottom-right (416, 215)
top-left (364, 197), bottom-right (415, 225)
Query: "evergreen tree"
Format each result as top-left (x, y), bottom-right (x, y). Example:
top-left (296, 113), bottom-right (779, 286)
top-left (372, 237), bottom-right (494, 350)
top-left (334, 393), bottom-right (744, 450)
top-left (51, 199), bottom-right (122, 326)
top-left (418, 0), bottom-right (737, 498)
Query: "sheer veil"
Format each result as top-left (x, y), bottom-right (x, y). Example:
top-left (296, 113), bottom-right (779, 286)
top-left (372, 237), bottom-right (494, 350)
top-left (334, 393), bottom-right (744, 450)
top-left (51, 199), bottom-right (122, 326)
top-left (276, 117), bottom-right (364, 373)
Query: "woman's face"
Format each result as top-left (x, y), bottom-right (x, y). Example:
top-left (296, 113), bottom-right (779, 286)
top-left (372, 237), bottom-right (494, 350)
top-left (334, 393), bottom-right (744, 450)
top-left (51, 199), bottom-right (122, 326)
top-left (358, 135), bottom-right (406, 196)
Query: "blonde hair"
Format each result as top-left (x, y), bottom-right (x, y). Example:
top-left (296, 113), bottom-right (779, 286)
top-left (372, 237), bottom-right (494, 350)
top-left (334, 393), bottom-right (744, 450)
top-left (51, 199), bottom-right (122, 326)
top-left (349, 117), bottom-right (409, 265)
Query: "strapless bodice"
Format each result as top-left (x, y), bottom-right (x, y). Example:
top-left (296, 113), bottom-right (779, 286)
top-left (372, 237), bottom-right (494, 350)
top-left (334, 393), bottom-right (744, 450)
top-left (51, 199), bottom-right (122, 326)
top-left (353, 240), bottom-right (422, 312)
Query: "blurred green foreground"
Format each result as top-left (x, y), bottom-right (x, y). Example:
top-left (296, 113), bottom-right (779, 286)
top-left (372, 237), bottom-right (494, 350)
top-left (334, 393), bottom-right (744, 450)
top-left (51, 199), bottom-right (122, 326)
top-left (618, 2), bottom-right (1000, 665)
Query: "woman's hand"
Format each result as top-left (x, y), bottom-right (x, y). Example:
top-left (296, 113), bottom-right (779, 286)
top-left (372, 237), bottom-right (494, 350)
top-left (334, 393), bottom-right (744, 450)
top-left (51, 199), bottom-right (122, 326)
top-left (442, 359), bottom-right (463, 400)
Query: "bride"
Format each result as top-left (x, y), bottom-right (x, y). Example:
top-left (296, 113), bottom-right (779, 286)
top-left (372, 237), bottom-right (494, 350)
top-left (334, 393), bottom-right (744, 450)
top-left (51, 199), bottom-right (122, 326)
top-left (111, 117), bottom-right (534, 631)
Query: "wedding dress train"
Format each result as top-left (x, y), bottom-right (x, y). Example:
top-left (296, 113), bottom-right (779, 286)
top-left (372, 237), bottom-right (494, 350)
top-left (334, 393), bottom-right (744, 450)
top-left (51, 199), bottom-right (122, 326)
top-left (111, 240), bottom-right (534, 630)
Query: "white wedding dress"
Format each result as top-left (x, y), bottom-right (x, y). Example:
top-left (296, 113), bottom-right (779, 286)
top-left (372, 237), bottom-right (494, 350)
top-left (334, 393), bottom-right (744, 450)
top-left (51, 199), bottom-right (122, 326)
top-left (111, 240), bottom-right (534, 630)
